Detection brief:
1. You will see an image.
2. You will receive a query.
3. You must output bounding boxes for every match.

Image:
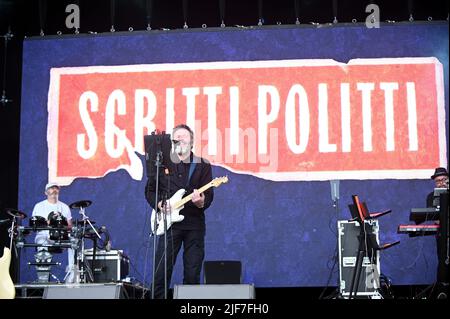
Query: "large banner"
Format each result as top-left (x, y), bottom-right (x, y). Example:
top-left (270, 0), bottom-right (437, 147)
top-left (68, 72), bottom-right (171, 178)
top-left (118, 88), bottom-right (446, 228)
top-left (49, 58), bottom-right (446, 185)
top-left (20, 24), bottom-right (449, 286)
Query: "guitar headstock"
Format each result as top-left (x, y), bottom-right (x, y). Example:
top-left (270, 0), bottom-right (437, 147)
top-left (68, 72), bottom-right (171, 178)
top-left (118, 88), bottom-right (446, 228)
top-left (211, 176), bottom-right (229, 187)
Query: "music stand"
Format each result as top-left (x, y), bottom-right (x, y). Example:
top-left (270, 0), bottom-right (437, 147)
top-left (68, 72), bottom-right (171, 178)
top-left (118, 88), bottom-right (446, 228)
top-left (144, 131), bottom-right (172, 299)
top-left (347, 195), bottom-right (368, 298)
top-left (348, 202), bottom-right (392, 220)
top-left (347, 195), bottom-right (399, 299)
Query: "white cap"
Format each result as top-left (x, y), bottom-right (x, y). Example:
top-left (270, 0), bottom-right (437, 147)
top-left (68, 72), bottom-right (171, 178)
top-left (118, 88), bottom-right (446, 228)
top-left (45, 182), bottom-right (60, 191)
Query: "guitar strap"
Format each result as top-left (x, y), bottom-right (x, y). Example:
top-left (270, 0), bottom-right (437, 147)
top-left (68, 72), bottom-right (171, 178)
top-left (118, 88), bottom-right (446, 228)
top-left (187, 162), bottom-right (197, 187)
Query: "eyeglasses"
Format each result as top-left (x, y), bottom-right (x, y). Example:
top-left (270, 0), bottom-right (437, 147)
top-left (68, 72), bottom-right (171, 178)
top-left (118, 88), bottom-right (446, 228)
top-left (435, 177), bottom-right (448, 184)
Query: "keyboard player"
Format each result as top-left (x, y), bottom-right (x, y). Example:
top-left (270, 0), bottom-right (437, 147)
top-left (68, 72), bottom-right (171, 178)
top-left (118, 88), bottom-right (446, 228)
top-left (427, 167), bottom-right (449, 295)
top-left (398, 167), bottom-right (449, 297)
top-left (426, 167), bottom-right (449, 208)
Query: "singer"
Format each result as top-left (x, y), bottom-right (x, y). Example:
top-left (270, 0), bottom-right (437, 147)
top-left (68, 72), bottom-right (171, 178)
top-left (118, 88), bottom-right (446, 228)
top-left (144, 124), bottom-right (214, 299)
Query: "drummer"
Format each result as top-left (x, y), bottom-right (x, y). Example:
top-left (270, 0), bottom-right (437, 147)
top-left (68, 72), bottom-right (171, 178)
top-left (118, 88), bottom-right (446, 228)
top-left (31, 182), bottom-right (75, 282)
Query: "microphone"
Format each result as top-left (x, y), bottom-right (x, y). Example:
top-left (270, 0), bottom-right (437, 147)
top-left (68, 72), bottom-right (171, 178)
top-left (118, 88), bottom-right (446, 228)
top-left (330, 180), bottom-right (340, 205)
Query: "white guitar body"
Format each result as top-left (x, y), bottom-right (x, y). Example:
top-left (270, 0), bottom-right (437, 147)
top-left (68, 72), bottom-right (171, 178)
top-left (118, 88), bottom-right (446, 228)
top-left (149, 176), bottom-right (229, 236)
top-left (150, 188), bottom-right (186, 236)
top-left (0, 247), bottom-right (15, 299)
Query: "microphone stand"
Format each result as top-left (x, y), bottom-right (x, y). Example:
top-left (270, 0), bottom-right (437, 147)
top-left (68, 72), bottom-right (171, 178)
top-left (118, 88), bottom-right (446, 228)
top-left (321, 181), bottom-right (340, 299)
top-left (148, 133), bottom-right (171, 299)
top-left (151, 150), bottom-right (162, 299)
top-left (152, 157), bottom-right (171, 299)
top-left (330, 180), bottom-right (340, 292)
top-left (161, 192), bottom-right (168, 299)
top-left (165, 169), bottom-right (171, 299)
top-left (324, 205), bottom-right (340, 301)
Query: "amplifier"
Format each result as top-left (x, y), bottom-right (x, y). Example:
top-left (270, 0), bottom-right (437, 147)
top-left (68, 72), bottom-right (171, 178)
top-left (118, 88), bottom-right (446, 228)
top-left (203, 260), bottom-right (242, 284)
top-left (84, 249), bottom-right (129, 283)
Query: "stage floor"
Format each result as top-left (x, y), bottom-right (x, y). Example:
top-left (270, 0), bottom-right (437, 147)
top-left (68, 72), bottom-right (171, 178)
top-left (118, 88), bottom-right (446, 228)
top-left (13, 283), bottom-right (447, 299)
top-left (15, 282), bottom-right (147, 299)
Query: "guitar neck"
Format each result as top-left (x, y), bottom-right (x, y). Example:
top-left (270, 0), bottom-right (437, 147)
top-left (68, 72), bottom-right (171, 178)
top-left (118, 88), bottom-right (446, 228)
top-left (175, 182), bottom-right (213, 209)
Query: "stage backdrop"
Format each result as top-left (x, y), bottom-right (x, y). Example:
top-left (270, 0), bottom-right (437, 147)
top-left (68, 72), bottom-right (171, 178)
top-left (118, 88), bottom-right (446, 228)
top-left (19, 22), bottom-right (448, 287)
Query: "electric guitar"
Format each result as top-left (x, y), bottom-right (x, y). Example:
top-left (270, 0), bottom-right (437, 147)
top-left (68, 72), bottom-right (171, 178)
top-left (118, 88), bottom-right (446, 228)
top-left (150, 176), bottom-right (229, 235)
top-left (0, 247), bottom-right (15, 299)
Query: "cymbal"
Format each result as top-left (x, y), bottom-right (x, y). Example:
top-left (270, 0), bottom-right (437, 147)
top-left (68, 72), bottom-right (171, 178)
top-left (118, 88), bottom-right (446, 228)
top-left (5, 208), bottom-right (27, 219)
top-left (69, 200), bottom-right (92, 209)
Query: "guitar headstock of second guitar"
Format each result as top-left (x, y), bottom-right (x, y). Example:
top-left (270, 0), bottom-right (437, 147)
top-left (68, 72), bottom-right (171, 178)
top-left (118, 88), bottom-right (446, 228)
top-left (211, 176), bottom-right (229, 187)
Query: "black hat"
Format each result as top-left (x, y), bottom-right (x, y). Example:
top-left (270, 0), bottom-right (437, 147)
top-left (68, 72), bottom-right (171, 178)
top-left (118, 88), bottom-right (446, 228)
top-left (431, 167), bottom-right (448, 179)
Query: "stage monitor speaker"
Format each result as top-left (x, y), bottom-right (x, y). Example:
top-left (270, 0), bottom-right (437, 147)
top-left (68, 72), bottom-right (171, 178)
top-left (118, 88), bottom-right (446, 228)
top-left (173, 284), bottom-right (255, 299)
top-left (203, 260), bottom-right (241, 284)
top-left (43, 284), bottom-right (126, 299)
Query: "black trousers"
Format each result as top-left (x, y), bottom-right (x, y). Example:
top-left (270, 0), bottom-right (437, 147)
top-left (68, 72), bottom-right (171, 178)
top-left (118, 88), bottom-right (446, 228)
top-left (436, 233), bottom-right (449, 284)
top-left (153, 228), bottom-right (205, 299)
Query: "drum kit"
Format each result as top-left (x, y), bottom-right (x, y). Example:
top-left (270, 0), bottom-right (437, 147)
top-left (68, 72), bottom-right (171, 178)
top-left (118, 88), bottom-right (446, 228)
top-left (7, 199), bottom-right (105, 284)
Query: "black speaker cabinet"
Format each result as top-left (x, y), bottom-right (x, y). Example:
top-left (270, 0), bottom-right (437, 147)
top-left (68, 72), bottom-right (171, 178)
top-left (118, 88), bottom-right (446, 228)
top-left (84, 249), bottom-right (129, 283)
top-left (203, 260), bottom-right (242, 284)
top-left (338, 220), bottom-right (381, 298)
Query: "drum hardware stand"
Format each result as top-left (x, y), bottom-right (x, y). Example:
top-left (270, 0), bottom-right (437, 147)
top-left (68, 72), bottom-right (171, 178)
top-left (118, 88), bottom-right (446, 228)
top-left (6, 209), bottom-right (26, 284)
top-left (7, 213), bottom-right (18, 257)
top-left (76, 206), bottom-right (100, 283)
top-left (50, 273), bottom-right (61, 283)
top-left (28, 253), bottom-right (61, 283)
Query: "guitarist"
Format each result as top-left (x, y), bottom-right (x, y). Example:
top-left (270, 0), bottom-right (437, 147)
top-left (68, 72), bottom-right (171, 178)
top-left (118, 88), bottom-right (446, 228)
top-left (145, 124), bottom-right (214, 299)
